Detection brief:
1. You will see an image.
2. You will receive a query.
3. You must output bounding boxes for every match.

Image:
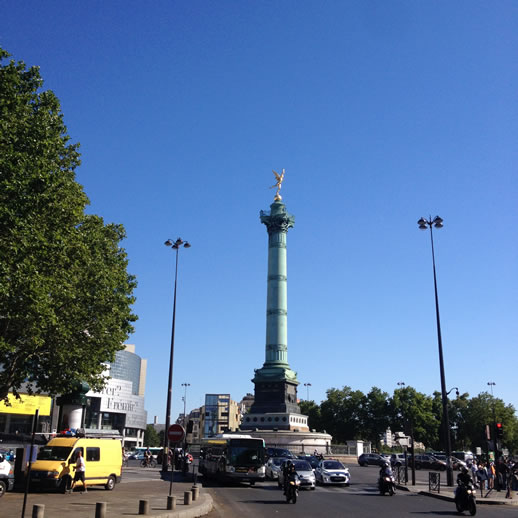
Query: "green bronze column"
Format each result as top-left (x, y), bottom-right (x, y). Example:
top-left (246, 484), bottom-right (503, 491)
top-left (261, 201), bottom-right (294, 368)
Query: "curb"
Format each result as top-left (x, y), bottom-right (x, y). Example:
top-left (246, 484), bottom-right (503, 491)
top-left (140, 493), bottom-right (213, 518)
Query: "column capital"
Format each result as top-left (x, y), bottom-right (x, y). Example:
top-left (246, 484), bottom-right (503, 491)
top-left (260, 201), bottom-right (295, 234)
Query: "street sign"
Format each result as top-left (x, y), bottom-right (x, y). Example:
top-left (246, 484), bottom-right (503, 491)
top-left (167, 424), bottom-right (185, 443)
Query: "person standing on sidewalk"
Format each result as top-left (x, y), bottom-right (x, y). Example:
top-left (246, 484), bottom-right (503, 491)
top-left (69, 450), bottom-right (87, 493)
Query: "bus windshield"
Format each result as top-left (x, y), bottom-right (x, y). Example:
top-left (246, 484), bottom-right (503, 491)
top-left (37, 446), bottom-right (72, 461)
top-left (228, 440), bottom-right (265, 467)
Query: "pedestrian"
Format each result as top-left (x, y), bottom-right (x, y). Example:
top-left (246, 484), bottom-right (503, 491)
top-left (488, 461), bottom-right (495, 489)
top-left (505, 459), bottom-right (516, 499)
top-left (476, 463), bottom-right (488, 491)
top-left (69, 450), bottom-right (86, 493)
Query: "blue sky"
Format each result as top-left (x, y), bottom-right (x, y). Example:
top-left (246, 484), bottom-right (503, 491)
top-left (2, 1), bottom-right (517, 425)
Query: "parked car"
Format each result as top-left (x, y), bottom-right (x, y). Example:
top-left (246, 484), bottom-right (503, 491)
top-left (315, 459), bottom-right (350, 486)
top-left (278, 460), bottom-right (316, 489)
top-left (358, 453), bottom-right (386, 467)
top-left (408, 454), bottom-right (447, 470)
top-left (390, 453), bottom-right (407, 467)
top-left (267, 447), bottom-right (296, 459)
top-left (265, 457), bottom-right (286, 480)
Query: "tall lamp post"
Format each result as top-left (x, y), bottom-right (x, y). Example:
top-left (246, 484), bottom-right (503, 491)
top-left (418, 216), bottom-right (453, 486)
top-left (304, 383), bottom-right (312, 401)
top-left (181, 382), bottom-right (190, 452)
top-left (162, 238), bottom-right (191, 472)
top-left (487, 381), bottom-right (498, 471)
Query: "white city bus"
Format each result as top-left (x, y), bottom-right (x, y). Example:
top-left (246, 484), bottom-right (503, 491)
top-left (199, 434), bottom-right (266, 484)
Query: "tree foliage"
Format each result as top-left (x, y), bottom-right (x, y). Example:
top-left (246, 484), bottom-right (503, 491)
top-left (144, 424), bottom-right (161, 447)
top-left (0, 48), bottom-right (137, 401)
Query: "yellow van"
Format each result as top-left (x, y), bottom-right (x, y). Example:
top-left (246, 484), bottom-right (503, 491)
top-left (30, 437), bottom-right (122, 492)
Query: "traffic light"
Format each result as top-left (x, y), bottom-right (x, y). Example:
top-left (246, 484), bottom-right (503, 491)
top-left (496, 422), bottom-right (504, 440)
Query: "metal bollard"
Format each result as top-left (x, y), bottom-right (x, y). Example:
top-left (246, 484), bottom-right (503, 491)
top-left (138, 499), bottom-right (149, 515)
top-left (184, 490), bottom-right (192, 505)
top-left (32, 504), bottom-right (45, 518)
top-left (191, 486), bottom-right (199, 501)
top-left (167, 495), bottom-right (177, 510)
top-left (95, 502), bottom-right (107, 518)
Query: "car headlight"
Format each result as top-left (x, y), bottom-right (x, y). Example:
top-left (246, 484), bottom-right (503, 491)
top-left (258, 466), bottom-right (265, 474)
top-left (227, 466), bottom-right (235, 472)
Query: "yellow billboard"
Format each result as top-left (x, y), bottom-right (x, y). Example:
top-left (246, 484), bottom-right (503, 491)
top-left (0, 394), bottom-right (52, 416)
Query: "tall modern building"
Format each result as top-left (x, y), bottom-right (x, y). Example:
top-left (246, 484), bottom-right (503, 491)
top-left (83, 344), bottom-right (147, 448)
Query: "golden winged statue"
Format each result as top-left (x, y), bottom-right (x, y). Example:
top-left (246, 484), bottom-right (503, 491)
top-left (270, 168), bottom-right (285, 201)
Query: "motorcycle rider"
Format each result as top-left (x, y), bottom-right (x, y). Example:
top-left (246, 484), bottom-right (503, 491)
top-left (455, 466), bottom-right (473, 501)
top-left (282, 461), bottom-right (294, 495)
top-left (378, 461), bottom-right (395, 493)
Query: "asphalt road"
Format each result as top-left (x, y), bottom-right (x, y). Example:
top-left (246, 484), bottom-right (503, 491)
top-left (203, 465), bottom-right (518, 518)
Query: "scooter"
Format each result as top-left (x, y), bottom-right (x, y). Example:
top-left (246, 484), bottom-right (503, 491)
top-left (379, 473), bottom-right (396, 496)
top-left (455, 481), bottom-right (477, 515)
top-left (286, 473), bottom-right (301, 504)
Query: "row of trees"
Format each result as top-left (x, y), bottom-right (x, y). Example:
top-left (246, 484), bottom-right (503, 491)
top-left (299, 386), bottom-right (518, 454)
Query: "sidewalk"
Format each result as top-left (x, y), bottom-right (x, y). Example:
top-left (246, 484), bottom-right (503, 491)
top-left (1, 473), bottom-right (213, 518)
top-left (397, 479), bottom-right (518, 506)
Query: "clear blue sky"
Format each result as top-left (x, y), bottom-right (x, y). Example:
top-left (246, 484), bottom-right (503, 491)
top-left (2, 1), bottom-right (517, 425)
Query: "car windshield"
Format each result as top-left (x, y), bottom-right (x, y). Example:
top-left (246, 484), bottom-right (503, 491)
top-left (37, 446), bottom-right (72, 461)
top-left (293, 461), bottom-right (312, 471)
top-left (271, 457), bottom-right (285, 466)
top-left (323, 461), bottom-right (344, 470)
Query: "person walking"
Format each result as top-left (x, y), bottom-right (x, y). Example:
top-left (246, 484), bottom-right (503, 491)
top-left (69, 450), bottom-right (86, 493)
top-left (476, 463), bottom-right (488, 491)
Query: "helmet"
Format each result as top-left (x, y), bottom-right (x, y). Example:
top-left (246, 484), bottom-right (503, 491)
top-left (383, 461), bottom-right (390, 468)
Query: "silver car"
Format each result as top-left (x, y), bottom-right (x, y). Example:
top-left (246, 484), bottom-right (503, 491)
top-left (315, 459), bottom-right (350, 486)
top-left (278, 460), bottom-right (316, 490)
top-left (265, 457), bottom-right (286, 480)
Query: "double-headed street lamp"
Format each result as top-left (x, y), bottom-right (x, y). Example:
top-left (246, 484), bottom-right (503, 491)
top-left (304, 383), bottom-right (312, 401)
top-left (418, 216), bottom-right (453, 486)
top-left (181, 382), bottom-right (190, 453)
top-left (162, 238), bottom-right (191, 472)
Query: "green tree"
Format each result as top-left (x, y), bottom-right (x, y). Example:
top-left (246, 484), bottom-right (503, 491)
top-left (390, 386), bottom-right (438, 448)
top-left (0, 48), bottom-right (137, 401)
top-left (320, 386), bottom-right (367, 443)
top-left (144, 424), bottom-right (161, 447)
top-left (460, 392), bottom-right (518, 453)
top-left (364, 387), bottom-right (391, 449)
top-left (299, 400), bottom-right (322, 431)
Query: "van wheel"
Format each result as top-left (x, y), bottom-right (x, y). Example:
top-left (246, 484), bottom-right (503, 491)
top-left (105, 475), bottom-right (116, 491)
top-left (0, 480), bottom-right (6, 497)
top-left (59, 477), bottom-right (71, 494)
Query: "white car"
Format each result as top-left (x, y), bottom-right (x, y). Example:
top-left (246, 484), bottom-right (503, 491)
top-left (265, 457), bottom-right (286, 480)
top-left (315, 459), bottom-right (350, 486)
top-left (278, 460), bottom-right (316, 490)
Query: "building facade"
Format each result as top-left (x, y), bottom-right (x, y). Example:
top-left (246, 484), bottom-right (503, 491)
top-left (83, 344), bottom-right (147, 448)
top-left (200, 394), bottom-right (240, 437)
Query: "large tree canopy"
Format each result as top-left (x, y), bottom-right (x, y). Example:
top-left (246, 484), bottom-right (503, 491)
top-left (0, 48), bottom-right (137, 401)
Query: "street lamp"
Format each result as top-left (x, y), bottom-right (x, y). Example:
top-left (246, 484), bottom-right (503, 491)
top-left (181, 383), bottom-right (190, 429)
top-left (162, 238), bottom-right (191, 472)
top-left (418, 215), bottom-right (453, 486)
top-left (487, 381), bottom-right (499, 473)
top-left (303, 383), bottom-right (312, 401)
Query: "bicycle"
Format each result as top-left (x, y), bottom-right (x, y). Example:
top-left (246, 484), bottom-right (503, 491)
top-left (140, 457), bottom-right (157, 468)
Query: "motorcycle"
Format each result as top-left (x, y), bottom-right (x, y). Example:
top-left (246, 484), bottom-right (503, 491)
top-left (379, 473), bottom-right (396, 496)
top-left (455, 481), bottom-right (477, 516)
top-left (286, 473), bottom-right (301, 504)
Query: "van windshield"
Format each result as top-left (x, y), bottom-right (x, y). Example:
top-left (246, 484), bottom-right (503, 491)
top-left (37, 446), bottom-right (72, 461)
